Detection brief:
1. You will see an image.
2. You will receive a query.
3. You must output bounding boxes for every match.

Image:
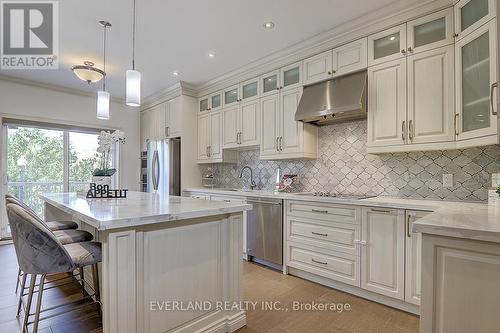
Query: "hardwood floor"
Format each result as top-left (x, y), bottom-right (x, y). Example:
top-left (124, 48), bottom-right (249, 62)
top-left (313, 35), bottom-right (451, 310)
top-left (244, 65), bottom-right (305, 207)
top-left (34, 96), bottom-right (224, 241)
top-left (0, 244), bottom-right (419, 333)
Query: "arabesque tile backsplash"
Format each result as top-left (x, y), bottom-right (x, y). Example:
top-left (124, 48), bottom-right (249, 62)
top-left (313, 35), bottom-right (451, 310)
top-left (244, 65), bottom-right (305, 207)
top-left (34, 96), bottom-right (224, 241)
top-left (203, 120), bottom-right (500, 202)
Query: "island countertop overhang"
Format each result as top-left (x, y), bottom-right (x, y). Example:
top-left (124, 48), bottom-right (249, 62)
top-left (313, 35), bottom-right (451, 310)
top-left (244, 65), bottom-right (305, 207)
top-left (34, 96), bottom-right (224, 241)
top-left (40, 191), bottom-right (252, 231)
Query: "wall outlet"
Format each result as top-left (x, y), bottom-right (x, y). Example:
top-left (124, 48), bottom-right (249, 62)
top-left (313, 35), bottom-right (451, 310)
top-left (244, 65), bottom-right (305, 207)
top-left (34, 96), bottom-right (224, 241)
top-left (443, 174), bottom-right (453, 188)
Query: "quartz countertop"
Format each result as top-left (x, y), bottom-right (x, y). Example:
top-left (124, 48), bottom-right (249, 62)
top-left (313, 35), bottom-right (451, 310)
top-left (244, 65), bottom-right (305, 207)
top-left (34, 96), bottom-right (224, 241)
top-left (41, 191), bottom-right (251, 231)
top-left (184, 188), bottom-right (500, 243)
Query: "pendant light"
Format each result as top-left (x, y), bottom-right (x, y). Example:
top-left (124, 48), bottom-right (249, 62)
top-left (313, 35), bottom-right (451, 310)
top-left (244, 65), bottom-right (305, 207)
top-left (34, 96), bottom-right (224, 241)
top-left (126, 0), bottom-right (141, 107)
top-left (97, 21), bottom-right (111, 120)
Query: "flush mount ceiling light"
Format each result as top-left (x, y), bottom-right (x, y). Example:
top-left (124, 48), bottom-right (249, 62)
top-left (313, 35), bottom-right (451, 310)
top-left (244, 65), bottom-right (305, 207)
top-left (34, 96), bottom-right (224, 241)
top-left (172, 71), bottom-right (179, 76)
top-left (97, 20), bottom-right (112, 120)
top-left (126, 0), bottom-right (141, 107)
top-left (71, 61), bottom-right (105, 84)
top-left (263, 21), bottom-right (275, 29)
top-left (208, 52), bottom-right (216, 58)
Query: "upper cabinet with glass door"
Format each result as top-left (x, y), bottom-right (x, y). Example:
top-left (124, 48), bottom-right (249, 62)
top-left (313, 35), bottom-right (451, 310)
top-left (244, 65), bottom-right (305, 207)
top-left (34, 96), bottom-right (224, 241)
top-left (455, 0), bottom-right (497, 40)
top-left (407, 8), bottom-right (454, 55)
top-left (240, 77), bottom-right (259, 102)
top-left (280, 62), bottom-right (302, 91)
top-left (261, 70), bottom-right (280, 97)
top-left (199, 91), bottom-right (222, 112)
top-left (223, 85), bottom-right (240, 107)
top-left (456, 19), bottom-right (498, 141)
top-left (198, 95), bottom-right (210, 113)
top-left (368, 24), bottom-right (407, 66)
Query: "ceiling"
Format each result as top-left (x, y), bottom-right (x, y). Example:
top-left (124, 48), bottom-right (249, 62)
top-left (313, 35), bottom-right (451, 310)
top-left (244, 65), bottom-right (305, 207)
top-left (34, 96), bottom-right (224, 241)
top-left (0, 0), bottom-right (422, 101)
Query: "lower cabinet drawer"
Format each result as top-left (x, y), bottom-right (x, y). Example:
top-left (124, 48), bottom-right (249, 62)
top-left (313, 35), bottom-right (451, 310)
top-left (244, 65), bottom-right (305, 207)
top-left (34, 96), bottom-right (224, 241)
top-left (287, 243), bottom-right (360, 287)
top-left (288, 217), bottom-right (360, 256)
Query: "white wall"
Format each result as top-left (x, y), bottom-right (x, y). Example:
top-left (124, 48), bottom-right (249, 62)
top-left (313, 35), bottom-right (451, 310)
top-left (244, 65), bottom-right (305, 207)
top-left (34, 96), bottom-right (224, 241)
top-left (0, 79), bottom-right (140, 191)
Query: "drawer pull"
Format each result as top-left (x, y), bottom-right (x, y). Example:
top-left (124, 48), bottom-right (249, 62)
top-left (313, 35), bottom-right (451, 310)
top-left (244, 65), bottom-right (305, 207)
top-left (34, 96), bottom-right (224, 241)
top-left (311, 231), bottom-right (328, 237)
top-left (371, 208), bottom-right (391, 213)
top-left (223, 200), bottom-right (231, 202)
top-left (311, 258), bottom-right (328, 265)
top-left (311, 209), bottom-right (329, 214)
top-left (354, 240), bottom-right (367, 245)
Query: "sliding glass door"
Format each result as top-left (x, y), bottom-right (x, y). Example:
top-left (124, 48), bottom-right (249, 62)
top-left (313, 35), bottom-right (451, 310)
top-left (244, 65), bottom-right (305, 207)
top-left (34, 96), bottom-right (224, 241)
top-left (1, 123), bottom-right (108, 239)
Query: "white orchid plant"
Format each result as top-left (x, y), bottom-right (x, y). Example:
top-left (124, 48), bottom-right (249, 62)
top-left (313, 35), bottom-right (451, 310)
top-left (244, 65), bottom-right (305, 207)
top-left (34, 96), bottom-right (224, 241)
top-left (93, 130), bottom-right (126, 177)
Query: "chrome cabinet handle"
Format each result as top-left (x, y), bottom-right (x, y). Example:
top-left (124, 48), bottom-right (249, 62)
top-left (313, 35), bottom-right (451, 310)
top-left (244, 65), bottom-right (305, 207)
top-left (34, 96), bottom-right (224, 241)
top-left (312, 231), bottom-right (328, 237)
top-left (409, 120), bottom-right (414, 141)
top-left (311, 209), bottom-right (328, 214)
top-left (407, 214), bottom-right (412, 238)
top-left (276, 137), bottom-right (279, 151)
top-left (279, 137), bottom-right (283, 151)
top-left (371, 208), bottom-right (391, 213)
top-left (165, 127), bottom-right (168, 138)
top-left (491, 82), bottom-right (498, 115)
top-left (455, 114), bottom-right (459, 136)
top-left (354, 240), bottom-right (368, 245)
top-left (311, 259), bottom-right (328, 265)
top-left (402, 121), bottom-right (406, 141)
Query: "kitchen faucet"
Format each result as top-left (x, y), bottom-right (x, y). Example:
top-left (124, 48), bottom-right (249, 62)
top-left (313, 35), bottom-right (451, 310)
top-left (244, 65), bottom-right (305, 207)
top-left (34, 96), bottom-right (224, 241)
top-left (239, 166), bottom-right (257, 190)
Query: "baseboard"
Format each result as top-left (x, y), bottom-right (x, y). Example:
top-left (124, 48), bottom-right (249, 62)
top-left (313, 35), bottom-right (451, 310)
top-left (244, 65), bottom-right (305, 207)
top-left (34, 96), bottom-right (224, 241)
top-left (288, 267), bottom-right (420, 315)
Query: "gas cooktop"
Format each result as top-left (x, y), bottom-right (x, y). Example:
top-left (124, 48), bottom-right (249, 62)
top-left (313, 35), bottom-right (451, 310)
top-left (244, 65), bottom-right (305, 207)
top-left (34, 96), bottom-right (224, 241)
top-left (296, 192), bottom-right (376, 200)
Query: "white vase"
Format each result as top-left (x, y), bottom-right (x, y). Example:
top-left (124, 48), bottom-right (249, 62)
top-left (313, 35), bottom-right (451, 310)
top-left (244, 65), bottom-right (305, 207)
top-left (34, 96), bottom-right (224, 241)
top-left (92, 176), bottom-right (112, 188)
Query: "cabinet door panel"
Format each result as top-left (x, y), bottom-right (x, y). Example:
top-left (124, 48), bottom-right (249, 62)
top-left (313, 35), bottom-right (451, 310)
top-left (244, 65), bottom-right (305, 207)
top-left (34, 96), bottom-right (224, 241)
top-left (167, 97), bottom-right (181, 137)
top-left (210, 112), bottom-right (222, 159)
top-left (456, 20), bottom-right (498, 140)
top-left (261, 71), bottom-right (279, 97)
top-left (407, 45), bottom-right (455, 144)
top-left (367, 58), bottom-right (407, 147)
top-left (223, 85), bottom-right (239, 107)
top-left (455, 0), bottom-right (496, 39)
top-left (260, 95), bottom-right (280, 157)
top-left (197, 114), bottom-right (210, 160)
top-left (361, 208), bottom-right (405, 300)
top-left (240, 100), bottom-right (260, 147)
top-left (280, 62), bottom-right (302, 91)
top-left (368, 24), bottom-right (407, 66)
top-left (222, 106), bottom-right (239, 148)
top-left (240, 78), bottom-right (259, 102)
top-left (280, 88), bottom-right (303, 154)
top-left (303, 50), bottom-right (333, 85)
top-left (407, 8), bottom-right (454, 54)
top-left (199, 96), bottom-right (210, 113)
top-left (333, 38), bottom-right (368, 77)
top-left (210, 92), bottom-right (222, 111)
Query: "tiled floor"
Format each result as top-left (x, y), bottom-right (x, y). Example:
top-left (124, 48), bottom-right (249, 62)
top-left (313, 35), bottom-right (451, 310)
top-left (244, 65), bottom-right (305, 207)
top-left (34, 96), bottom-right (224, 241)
top-left (0, 244), bottom-right (419, 333)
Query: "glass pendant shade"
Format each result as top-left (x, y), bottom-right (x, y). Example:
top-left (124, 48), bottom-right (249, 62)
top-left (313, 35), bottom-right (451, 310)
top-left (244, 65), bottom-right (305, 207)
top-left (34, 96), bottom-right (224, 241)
top-left (126, 69), bottom-right (141, 107)
top-left (97, 90), bottom-right (110, 120)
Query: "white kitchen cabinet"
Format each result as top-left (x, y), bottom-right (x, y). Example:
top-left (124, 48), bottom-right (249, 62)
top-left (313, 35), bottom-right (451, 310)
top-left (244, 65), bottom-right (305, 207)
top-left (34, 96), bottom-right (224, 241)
top-left (261, 70), bottom-right (280, 97)
top-left (165, 97), bottom-right (181, 138)
top-left (222, 105), bottom-right (239, 149)
top-left (332, 37), bottom-right (368, 77)
top-left (210, 91), bottom-right (222, 112)
top-left (197, 111), bottom-right (233, 163)
top-left (407, 45), bottom-right (455, 144)
top-left (222, 100), bottom-right (260, 149)
top-left (454, 0), bottom-right (497, 40)
top-left (303, 38), bottom-right (368, 86)
top-left (140, 110), bottom-right (150, 151)
top-left (260, 87), bottom-right (317, 160)
top-left (361, 207), bottom-right (405, 300)
top-left (456, 19), bottom-right (498, 141)
top-left (407, 8), bottom-right (454, 55)
top-left (223, 84), bottom-right (240, 107)
top-left (367, 58), bottom-right (407, 148)
top-left (405, 210), bottom-right (430, 306)
top-left (209, 111), bottom-right (223, 159)
top-left (303, 50), bottom-right (334, 85)
top-left (280, 62), bottom-right (302, 91)
top-left (198, 95), bottom-right (210, 113)
top-left (240, 77), bottom-right (259, 102)
top-left (368, 24), bottom-right (407, 66)
top-left (197, 113), bottom-right (210, 160)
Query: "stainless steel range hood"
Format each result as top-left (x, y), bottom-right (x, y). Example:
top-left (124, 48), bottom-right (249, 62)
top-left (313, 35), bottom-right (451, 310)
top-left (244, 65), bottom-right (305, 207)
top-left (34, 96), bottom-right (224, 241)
top-left (295, 71), bottom-right (367, 126)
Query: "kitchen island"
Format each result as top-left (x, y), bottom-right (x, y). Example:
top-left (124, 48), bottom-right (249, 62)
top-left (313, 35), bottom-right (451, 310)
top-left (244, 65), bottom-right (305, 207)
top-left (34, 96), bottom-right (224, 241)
top-left (40, 192), bottom-right (251, 333)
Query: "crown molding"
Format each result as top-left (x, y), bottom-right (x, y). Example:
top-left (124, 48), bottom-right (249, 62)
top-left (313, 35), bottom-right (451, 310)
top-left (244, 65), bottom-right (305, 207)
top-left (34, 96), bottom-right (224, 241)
top-left (141, 81), bottom-right (198, 110)
top-left (140, 0), bottom-right (453, 101)
top-left (0, 73), bottom-right (126, 104)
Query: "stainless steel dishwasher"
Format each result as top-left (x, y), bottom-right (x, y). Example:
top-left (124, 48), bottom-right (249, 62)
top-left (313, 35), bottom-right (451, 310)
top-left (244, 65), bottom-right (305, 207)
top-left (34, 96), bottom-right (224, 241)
top-left (246, 197), bottom-right (283, 268)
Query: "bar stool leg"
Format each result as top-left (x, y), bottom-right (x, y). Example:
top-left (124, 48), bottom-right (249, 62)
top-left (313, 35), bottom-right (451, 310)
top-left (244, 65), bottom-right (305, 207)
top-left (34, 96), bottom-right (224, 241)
top-left (22, 274), bottom-right (36, 333)
top-left (32, 274), bottom-right (46, 333)
top-left (79, 267), bottom-right (85, 296)
top-left (15, 268), bottom-right (21, 294)
top-left (92, 264), bottom-right (100, 302)
top-left (16, 272), bottom-right (27, 317)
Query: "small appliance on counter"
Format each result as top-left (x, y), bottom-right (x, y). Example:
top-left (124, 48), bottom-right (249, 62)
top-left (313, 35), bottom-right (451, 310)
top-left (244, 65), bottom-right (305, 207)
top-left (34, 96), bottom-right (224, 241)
top-left (278, 174), bottom-right (298, 192)
top-left (201, 167), bottom-right (216, 188)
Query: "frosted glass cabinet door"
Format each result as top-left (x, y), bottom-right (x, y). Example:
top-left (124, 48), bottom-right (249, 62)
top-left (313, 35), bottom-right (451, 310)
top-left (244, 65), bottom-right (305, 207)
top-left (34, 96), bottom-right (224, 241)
top-left (210, 92), bottom-right (222, 111)
top-left (454, 0), bottom-right (496, 40)
top-left (199, 96), bottom-right (210, 112)
top-left (456, 19), bottom-right (498, 140)
top-left (280, 62), bottom-right (302, 91)
top-left (407, 8), bottom-right (454, 54)
top-left (261, 71), bottom-right (279, 97)
top-left (368, 24), bottom-right (407, 66)
top-left (240, 78), bottom-right (259, 101)
top-left (223, 85), bottom-right (240, 107)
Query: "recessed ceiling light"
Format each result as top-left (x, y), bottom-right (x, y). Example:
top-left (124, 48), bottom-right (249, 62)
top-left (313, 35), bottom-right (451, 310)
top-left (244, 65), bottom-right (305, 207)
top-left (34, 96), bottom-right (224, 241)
top-left (263, 21), bottom-right (275, 29)
top-left (208, 53), bottom-right (216, 58)
top-left (390, 36), bottom-right (396, 41)
top-left (172, 71), bottom-right (179, 76)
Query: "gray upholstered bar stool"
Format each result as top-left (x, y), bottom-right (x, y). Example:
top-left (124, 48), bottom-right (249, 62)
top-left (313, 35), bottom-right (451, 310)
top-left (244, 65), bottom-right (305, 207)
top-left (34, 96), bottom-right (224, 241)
top-left (6, 203), bottom-right (102, 333)
top-left (5, 195), bottom-right (94, 296)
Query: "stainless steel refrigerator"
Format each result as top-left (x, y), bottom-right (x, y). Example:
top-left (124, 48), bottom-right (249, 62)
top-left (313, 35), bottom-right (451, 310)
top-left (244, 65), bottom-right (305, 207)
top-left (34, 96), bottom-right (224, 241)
top-left (146, 138), bottom-right (181, 196)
